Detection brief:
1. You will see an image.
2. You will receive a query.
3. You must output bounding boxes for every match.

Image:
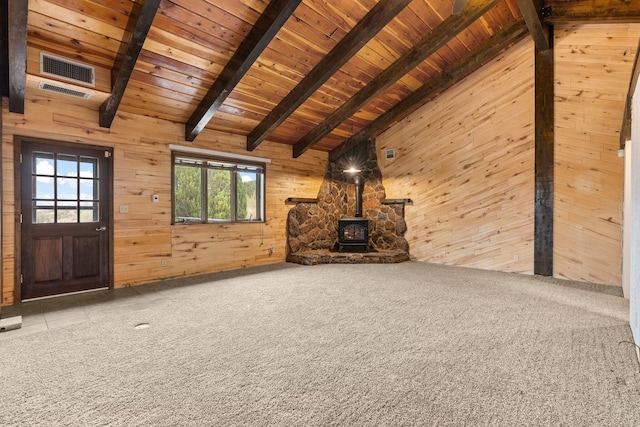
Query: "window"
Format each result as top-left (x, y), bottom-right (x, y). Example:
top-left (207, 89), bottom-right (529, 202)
top-left (172, 153), bottom-right (265, 224)
top-left (32, 151), bottom-right (100, 224)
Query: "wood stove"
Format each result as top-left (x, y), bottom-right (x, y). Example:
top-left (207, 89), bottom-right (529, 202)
top-left (338, 217), bottom-right (369, 252)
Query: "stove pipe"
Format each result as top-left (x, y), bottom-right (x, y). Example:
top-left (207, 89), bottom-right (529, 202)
top-left (354, 174), bottom-right (363, 217)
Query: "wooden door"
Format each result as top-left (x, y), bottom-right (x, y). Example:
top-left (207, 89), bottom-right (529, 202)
top-left (20, 140), bottom-right (111, 300)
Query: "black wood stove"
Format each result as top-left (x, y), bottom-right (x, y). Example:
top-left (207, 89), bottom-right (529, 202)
top-left (338, 218), bottom-right (369, 252)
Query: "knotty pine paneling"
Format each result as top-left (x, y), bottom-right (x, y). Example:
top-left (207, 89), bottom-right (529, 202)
top-left (377, 38), bottom-right (536, 273)
top-left (554, 23), bottom-right (640, 286)
top-left (1, 94), bottom-right (326, 305)
top-left (379, 24), bottom-right (639, 287)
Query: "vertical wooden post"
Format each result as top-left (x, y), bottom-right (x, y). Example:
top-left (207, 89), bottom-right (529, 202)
top-left (1, 1), bottom-right (8, 98)
top-left (534, 29), bottom-right (554, 276)
top-left (7, 0), bottom-right (27, 114)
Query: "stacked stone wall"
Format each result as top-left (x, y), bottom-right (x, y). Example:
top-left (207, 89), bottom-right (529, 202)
top-left (287, 140), bottom-right (408, 256)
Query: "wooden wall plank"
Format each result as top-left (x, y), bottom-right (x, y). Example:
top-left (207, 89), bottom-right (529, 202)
top-left (1, 92), bottom-right (326, 305)
top-left (377, 38), bottom-right (536, 274)
top-left (553, 23), bottom-right (640, 285)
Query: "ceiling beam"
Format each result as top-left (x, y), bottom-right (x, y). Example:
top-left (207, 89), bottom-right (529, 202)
top-left (99, 0), bottom-right (161, 128)
top-left (515, 0), bottom-right (550, 51)
top-left (186, 0), bottom-right (303, 142)
top-left (545, 0), bottom-right (640, 23)
top-left (329, 19), bottom-right (529, 162)
top-left (620, 37), bottom-right (640, 149)
top-left (292, 0), bottom-right (500, 158)
top-left (246, 0), bottom-right (413, 151)
top-left (8, 0), bottom-right (27, 114)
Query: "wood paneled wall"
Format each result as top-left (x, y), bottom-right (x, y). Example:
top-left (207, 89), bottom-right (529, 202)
top-left (379, 24), bottom-right (640, 286)
top-left (554, 23), bottom-right (640, 285)
top-left (1, 92), bottom-right (326, 305)
top-left (377, 39), bottom-right (536, 273)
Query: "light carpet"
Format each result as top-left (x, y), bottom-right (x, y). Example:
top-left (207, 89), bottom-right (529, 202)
top-left (1, 261), bottom-right (639, 426)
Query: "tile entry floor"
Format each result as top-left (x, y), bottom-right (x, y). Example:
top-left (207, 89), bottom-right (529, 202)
top-left (0, 284), bottom-right (172, 341)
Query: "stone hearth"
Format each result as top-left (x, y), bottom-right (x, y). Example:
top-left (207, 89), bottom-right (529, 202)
top-left (288, 249), bottom-right (410, 265)
top-left (286, 139), bottom-right (409, 265)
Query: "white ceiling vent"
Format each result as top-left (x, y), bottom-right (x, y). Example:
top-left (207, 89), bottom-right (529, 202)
top-left (40, 52), bottom-right (95, 87)
top-left (38, 82), bottom-right (93, 99)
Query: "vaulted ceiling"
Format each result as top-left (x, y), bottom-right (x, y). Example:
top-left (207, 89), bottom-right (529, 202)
top-left (2, 0), bottom-right (640, 158)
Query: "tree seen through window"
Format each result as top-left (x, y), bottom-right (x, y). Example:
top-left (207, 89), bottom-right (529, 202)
top-left (173, 154), bottom-right (264, 224)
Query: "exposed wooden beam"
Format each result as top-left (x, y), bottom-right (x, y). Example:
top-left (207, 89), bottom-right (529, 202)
top-left (621, 37), bottom-right (640, 149)
top-left (330, 19), bottom-right (529, 162)
top-left (8, 0), bottom-right (27, 114)
top-left (99, 0), bottom-right (161, 128)
top-left (0, 1), bottom-right (9, 98)
top-left (545, 0), bottom-right (640, 23)
top-left (515, 0), bottom-right (550, 51)
top-left (246, 0), bottom-right (413, 151)
top-left (292, 0), bottom-right (500, 158)
top-left (534, 41), bottom-right (554, 276)
top-left (186, 0), bottom-right (303, 142)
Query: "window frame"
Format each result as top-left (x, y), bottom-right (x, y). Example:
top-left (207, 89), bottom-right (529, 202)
top-left (171, 151), bottom-right (266, 225)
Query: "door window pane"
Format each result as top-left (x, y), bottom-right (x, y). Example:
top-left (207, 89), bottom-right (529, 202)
top-left (34, 176), bottom-right (54, 200)
top-left (57, 154), bottom-right (77, 177)
top-left (80, 202), bottom-right (99, 223)
top-left (57, 202), bottom-right (78, 223)
top-left (79, 157), bottom-right (97, 178)
top-left (34, 153), bottom-right (55, 176)
top-left (33, 200), bottom-right (55, 224)
top-left (79, 179), bottom-right (96, 200)
top-left (57, 177), bottom-right (78, 200)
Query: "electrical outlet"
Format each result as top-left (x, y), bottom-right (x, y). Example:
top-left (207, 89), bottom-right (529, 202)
top-left (119, 205), bottom-right (129, 213)
top-left (161, 260), bottom-right (167, 267)
top-left (513, 255), bottom-right (519, 263)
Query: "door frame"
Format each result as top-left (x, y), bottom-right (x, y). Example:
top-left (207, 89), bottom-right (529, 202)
top-left (13, 135), bottom-right (114, 302)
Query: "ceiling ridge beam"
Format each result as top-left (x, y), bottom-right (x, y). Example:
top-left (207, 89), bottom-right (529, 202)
top-left (545, 0), bottom-right (640, 23)
top-left (99, 0), bottom-right (161, 128)
top-left (329, 18), bottom-right (529, 162)
top-left (292, 0), bottom-right (501, 158)
top-left (185, 0), bottom-right (303, 142)
top-left (8, 0), bottom-right (27, 114)
top-left (246, 0), bottom-right (413, 151)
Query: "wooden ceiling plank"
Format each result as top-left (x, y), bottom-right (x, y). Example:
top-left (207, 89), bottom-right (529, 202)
top-left (8, 0), bottom-right (27, 114)
top-left (329, 19), bottom-right (529, 162)
top-left (246, 0), bottom-right (413, 151)
top-left (546, 0), bottom-right (640, 23)
top-left (44, 0), bottom-right (132, 29)
top-left (293, 0), bottom-right (501, 158)
top-left (184, 0), bottom-right (304, 142)
top-left (515, 0), bottom-right (550, 51)
top-left (99, 0), bottom-right (161, 128)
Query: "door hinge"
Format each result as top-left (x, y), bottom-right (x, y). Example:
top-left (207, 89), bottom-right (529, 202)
top-left (20, 153), bottom-right (23, 164)
top-left (20, 274), bottom-right (23, 284)
top-left (105, 151), bottom-right (112, 158)
top-left (20, 213), bottom-right (23, 224)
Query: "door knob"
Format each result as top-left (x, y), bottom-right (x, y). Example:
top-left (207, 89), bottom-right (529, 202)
top-left (95, 226), bottom-right (107, 232)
